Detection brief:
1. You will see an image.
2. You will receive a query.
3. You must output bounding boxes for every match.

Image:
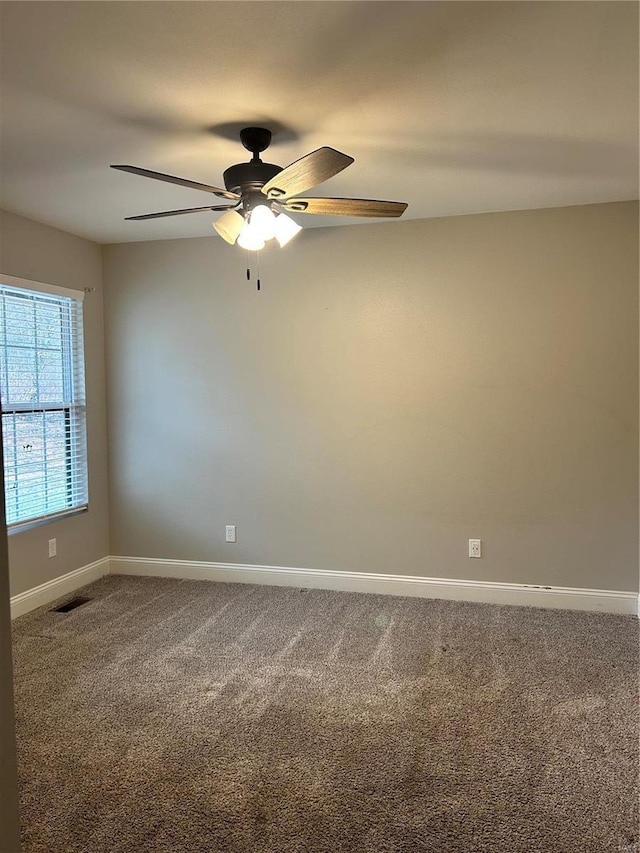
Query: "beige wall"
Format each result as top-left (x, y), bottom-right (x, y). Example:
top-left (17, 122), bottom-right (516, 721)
top-left (102, 202), bottom-right (638, 592)
top-left (0, 211), bottom-right (109, 596)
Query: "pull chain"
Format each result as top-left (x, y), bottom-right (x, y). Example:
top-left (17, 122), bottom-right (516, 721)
top-left (243, 252), bottom-right (262, 291)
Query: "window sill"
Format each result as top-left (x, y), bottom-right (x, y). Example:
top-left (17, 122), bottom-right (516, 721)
top-left (7, 506), bottom-right (88, 535)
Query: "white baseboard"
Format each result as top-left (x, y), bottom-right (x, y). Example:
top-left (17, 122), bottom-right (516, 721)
top-left (10, 555), bottom-right (637, 619)
top-left (10, 557), bottom-right (110, 620)
top-left (110, 556), bottom-right (639, 616)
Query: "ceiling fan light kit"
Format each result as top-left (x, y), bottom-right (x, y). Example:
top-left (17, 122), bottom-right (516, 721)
top-left (250, 204), bottom-right (276, 240)
top-left (212, 209), bottom-right (244, 244)
top-left (237, 221), bottom-right (265, 252)
top-left (273, 212), bottom-right (303, 247)
top-left (112, 126), bottom-right (407, 285)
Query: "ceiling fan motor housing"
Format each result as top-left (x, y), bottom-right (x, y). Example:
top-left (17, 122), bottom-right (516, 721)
top-left (223, 161), bottom-right (283, 198)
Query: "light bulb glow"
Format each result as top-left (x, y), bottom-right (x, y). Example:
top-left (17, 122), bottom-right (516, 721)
top-left (250, 205), bottom-right (276, 241)
top-left (237, 222), bottom-right (265, 251)
top-left (274, 212), bottom-right (303, 247)
top-left (213, 210), bottom-right (244, 244)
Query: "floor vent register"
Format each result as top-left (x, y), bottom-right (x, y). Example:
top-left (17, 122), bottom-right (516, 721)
top-left (52, 596), bottom-right (92, 613)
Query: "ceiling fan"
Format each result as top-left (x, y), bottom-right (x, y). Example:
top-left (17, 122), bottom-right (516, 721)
top-left (111, 127), bottom-right (408, 251)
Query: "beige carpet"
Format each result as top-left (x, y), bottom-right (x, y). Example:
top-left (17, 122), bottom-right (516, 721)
top-left (12, 574), bottom-right (639, 853)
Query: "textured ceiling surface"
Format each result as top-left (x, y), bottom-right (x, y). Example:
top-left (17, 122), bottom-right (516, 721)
top-left (0, 1), bottom-right (638, 244)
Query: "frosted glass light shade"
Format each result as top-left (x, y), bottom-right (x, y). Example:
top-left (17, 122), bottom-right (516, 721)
top-left (237, 222), bottom-right (265, 251)
top-left (213, 210), bottom-right (244, 244)
top-left (250, 205), bottom-right (276, 241)
top-left (274, 213), bottom-right (302, 247)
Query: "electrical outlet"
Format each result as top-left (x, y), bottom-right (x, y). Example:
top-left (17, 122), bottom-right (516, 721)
top-left (469, 539), bottom-right (482, 558)
top-left (225, 525), bottom-right (236, 543)
top-left (48, 538), bottom-right (57, 558)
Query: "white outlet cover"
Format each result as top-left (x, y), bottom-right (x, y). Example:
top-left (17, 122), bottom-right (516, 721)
top-left (469, 539), bottom-right (482, 558)
top-left (225, 525), bottom-right (236, 543)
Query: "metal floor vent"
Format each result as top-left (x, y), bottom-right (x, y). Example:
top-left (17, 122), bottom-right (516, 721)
top-left (52, 596), bottom-right (91, 613)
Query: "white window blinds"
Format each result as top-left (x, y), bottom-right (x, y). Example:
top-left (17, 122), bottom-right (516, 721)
top-left (0, 278), bottom-right (88, 527)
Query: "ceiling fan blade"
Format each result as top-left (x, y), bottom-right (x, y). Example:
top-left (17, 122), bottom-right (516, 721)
top-left (111, 165), bottom-right (239, 200)
top-left (282, 197), bottom-right (408, 218)
top-left (125, 205), bottom-right (237, 221)
top-left (261, 147), bottom-right (354, 200)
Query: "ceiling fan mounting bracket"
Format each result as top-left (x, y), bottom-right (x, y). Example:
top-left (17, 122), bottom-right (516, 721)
top-left (240, 126), bottom-right (272, 159)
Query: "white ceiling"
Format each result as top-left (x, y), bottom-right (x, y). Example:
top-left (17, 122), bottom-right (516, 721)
top-left (0, 1), bottom-right (637, 245)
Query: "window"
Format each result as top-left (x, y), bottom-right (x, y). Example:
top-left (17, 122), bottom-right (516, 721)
top-left (0, 275), bottom-right (88, 528)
